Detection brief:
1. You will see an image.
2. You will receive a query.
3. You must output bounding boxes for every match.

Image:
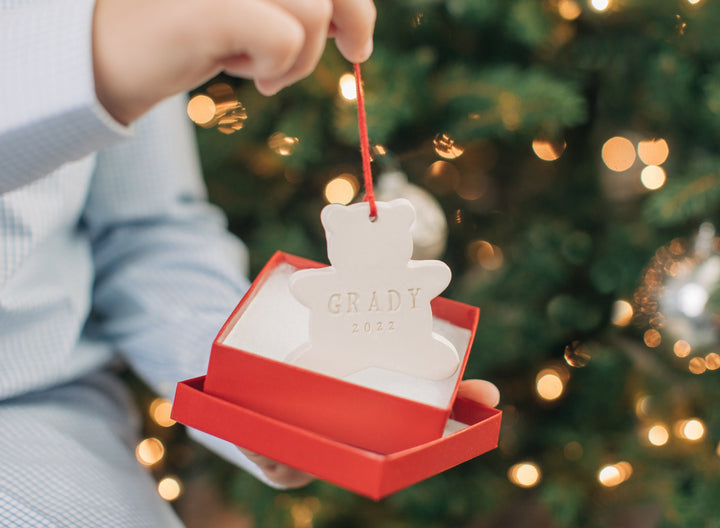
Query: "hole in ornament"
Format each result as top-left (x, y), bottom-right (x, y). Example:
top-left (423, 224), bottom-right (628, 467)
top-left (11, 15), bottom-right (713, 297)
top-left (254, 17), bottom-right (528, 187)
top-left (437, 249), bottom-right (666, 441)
top-left (369, 214), bottom-right (378, 222)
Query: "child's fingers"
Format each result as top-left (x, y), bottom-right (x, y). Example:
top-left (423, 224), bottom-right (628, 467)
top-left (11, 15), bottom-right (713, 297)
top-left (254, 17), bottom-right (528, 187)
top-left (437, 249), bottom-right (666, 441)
top-left (457, 379), bottom-right (501, 408)
top-left (238, 447), bottom-right (315, 487)
top-left (215, 0), bottom-right (305, 81)
top-left (331, 0), bottom-right (376, 63)
top-left (254, 0), bottom-right (333, 95)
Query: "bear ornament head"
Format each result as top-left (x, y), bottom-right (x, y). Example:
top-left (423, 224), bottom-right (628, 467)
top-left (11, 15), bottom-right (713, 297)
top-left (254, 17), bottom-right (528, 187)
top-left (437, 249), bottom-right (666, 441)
top-left (321, 199), bottom-right (416, 273)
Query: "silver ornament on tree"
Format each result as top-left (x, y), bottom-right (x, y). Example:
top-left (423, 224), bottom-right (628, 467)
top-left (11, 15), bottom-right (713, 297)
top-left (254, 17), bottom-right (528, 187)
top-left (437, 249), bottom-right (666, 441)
top-left (659, 222), bottom-right (720, 349)
top-left (376, 170), bottom-right (448, 260)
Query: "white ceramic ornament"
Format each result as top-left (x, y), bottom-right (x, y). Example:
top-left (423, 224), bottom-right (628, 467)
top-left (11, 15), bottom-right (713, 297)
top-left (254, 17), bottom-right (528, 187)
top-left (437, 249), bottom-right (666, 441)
top-left (288, 198), bottom-right (460, 380)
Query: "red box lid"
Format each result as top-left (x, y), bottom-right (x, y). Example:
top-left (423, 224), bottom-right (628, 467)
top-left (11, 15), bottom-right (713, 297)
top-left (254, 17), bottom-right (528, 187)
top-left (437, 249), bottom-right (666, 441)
top-left (203, 251), bottom-right (480, 453)
top-left (171, 376), bottom-right (502, 500)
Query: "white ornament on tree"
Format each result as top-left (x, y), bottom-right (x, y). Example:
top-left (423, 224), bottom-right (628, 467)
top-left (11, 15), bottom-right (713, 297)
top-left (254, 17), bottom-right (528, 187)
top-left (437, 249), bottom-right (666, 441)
top-left (376, 171), bottom-right (448, 260)
top-left (288, 199), bottom-right (459, 380)
top-left (660, 222), bottom-right (720, 348)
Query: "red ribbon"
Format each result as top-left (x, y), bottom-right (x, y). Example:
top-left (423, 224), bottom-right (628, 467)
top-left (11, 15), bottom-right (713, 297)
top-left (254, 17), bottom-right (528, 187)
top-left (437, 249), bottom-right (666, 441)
top-left (353, 62), bottom-right (377, 219)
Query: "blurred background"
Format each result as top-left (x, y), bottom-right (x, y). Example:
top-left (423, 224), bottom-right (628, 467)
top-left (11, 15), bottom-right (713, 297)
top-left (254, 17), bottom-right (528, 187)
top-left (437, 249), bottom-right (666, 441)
top-left (132, 1), bottom-right (720, 526)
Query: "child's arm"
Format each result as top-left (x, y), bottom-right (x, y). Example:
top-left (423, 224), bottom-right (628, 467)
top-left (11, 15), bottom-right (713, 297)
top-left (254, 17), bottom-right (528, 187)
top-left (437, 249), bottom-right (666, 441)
top-left (93, 0), bottom-right (376, 124)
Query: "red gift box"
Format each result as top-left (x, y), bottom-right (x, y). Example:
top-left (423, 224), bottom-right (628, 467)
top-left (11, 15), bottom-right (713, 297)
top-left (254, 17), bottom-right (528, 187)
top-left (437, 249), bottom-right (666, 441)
top-left (171, 251), bottom-right (501, 497)
top-left (172, 376), bottom-right (501, 500)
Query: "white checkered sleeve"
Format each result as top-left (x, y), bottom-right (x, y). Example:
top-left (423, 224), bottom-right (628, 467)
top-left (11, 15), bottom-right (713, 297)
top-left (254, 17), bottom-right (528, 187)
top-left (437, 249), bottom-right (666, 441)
top-left (0, 0), bottom-right (131, 194)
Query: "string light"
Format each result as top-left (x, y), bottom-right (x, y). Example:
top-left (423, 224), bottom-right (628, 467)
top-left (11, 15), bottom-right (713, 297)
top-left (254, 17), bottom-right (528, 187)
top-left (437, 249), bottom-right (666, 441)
top-left (157, 476), bottom-right (182, 501)
top-left (536, 365), bottom-right (568, 401)
top-left (135, 438), bottom-right (165, 466)
top-left (467, 240), bottom-right (504, 270)
top-left (425, 161), bottom-right (460, 194)
top-left (673, 340), bottom-right (691, 358)
top-left (589, 0), bottom-right (611, 12)
top-left (602, 136), bottom-right (636, 171)
top-left (268, 132), bottom-right (299, 156)
top-left (647, 424), bottom-right (670, 446)
top-left (598, 461), bottom-right (632, 487)
top-left (674, 418), bottom-right (705, 440)
top-left (338, 73), bottom-right (357, 101)
top-left (324, 174), bottom-right (359, 205)
top-left (508, 462), bottom-right (541, 488)
top-left (433, 132), bottom-right (464, 159)
top-left (705, 353), bottom-right (720, 370)
top-left (640, 165), bottom-right (666, 190)
top-left (611, 300), bottom-right (634, 326)
top-left (637, 139), bottom-right (669, 165)
top-left (564, 341), bottom-right (591, 367)
top-left (186, 95), bottom-right (216, 125)
top-left (532, 139), bottom-right (566, 161)
top-left (643, 329), bottom-right (662, 348)
top-left (558, 0), bottom-right (582, 20)
top-left (149, 398), bottom-right (176, 427)
top-left (290, 497), bottom-right (321, 528)
top-left (689, 357), bottom-right (707, 374)
top-left (635, 395), bottom-right (650, 417)
top-left (206, 83), bottom-right (247, 134)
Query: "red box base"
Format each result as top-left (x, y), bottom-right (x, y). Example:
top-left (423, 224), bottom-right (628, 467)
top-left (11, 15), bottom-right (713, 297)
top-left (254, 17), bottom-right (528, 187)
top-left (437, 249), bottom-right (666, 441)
top-left (172, 376), bottom-right (502, 500)
top-left (203, 251), bottom-right (480, 454)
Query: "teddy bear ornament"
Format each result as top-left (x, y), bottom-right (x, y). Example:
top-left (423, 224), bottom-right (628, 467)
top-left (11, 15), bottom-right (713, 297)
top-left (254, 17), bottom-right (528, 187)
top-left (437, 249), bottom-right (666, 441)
top-left (288, 199), bottom-right (460, 381)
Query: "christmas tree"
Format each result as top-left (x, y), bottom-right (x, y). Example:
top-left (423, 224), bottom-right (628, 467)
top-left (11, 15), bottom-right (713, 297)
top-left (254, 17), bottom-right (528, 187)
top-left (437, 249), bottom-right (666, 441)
top-left (137, 1), bottom-right (720, 526)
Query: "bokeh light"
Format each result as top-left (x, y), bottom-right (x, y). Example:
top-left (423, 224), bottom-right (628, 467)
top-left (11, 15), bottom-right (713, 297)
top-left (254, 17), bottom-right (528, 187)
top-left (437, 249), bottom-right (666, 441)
top-left (611, 300), bottom-right (634, 326)
top-left (324, 174), bottom-right (359, 205)
top-left (149, 398), bottom-right (176, 428)
top-left (564, 341), bottom-right (591, 367)
top-left (268, 132), bottom-right (299, 156)
top-left (635, 395), bottom-right (650, 417)
top-left (675, 418), bottom-right (705, 440)
top-left (602, 136), bottom-right (636, 171)
top-left (206, 82), bottom-right (247, 134)
top-left (598, 461), bottom-right (632, 487)
top-left (157, 476), bottom-right (182, 501)
top-left (648, 424), bottom-right (670, 446)
top-left (532, 139), bottom-right (566, 161)
top-left (705, 352), bottom-right (720, 370)
top-left (677, 282), bottom-right (709, 317)
top-left (536, 366), bottom-right (568, 401)
top-left (425, 161), bottom-right (460, 194)
top-left (673, 340), bottom-right (691, 358)
top-left (558, 0), bottom-right (582, 19)
top-left (136, 437), bottom-right (165, 466)
top-left (643, 329), bottom-right (662, 348)
top-left (433, 132), bottom-right (464, 159)
top-left (467, 240), bottom-right (504, 270)
top-left (640, 165), bottom-right (666, 190)
top-left (637, 139), bottom-right (669, 165)
top-left (338, 73), bottom-right (357, 101)
top-left (187, 95), bottom-right (216, 125)
top-left (689, 357), bottom-right (707, 374)
top-left (590, 0), bottom-right (610, 11)
top-left (508, 462), bottom-right (541, 488)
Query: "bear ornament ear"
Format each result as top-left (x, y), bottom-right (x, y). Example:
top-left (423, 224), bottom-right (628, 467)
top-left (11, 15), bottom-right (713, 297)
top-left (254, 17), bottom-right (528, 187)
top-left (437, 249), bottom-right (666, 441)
top-left (377, 199), bottom-right (415, 230)
top-left (320, 203), bottom-right (348, 234)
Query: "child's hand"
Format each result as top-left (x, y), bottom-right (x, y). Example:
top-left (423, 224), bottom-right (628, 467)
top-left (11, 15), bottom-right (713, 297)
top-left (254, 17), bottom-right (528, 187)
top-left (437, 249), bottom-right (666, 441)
top-left (92, 0), bottom-right (376, 124)
top-left (237, 447), bottom-right (315, 488)
top-left (236, 379), bottom-right (499, 488)
top-left (457, 379), bottom-right (501, 408)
